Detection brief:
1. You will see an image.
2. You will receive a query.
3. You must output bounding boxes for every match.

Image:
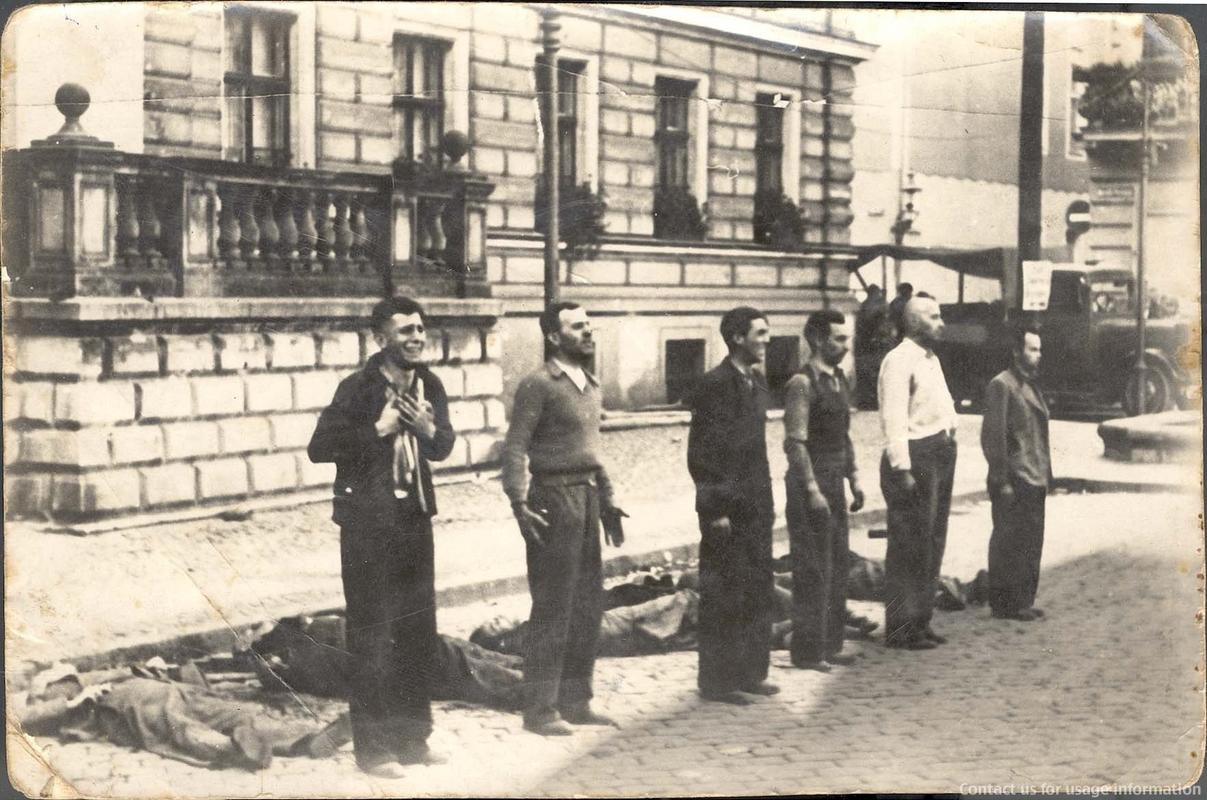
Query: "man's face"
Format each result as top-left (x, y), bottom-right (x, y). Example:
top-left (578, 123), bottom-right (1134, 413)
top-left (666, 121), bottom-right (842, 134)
top-left (909, 298), bottom-right (945, 347)
top-left (550, 306), bottom-right (594, 362)
top-left (1017, 331), bottom-right (1042, 374)
top-left (812, 321), bottom-right (851, 367)
top-left (732, 317), bottom-right (771, 366)
top-left (374, 312), bottom-right (427, 368)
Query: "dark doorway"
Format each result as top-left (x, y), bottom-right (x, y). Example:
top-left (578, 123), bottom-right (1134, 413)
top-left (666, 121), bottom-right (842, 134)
top-left (665, 339), bottom-right (706, 405)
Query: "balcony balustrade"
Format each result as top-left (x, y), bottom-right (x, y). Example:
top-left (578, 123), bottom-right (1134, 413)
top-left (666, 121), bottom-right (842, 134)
top-left (3, 84), bottom-right (494, 300)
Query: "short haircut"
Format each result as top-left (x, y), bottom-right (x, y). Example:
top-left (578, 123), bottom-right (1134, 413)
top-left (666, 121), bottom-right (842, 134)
top-left (371, 296), bottom-right (427, 331)
top-left (897, 282), bottom-right (914, 295)
top-left (866, 283), bottom-right (882, 295)
top-left (720, 306), bottom-right (767, 349)
top-left (915, 290), bottom-right (933, 300)
top-left (1012, 321), bottom-right (1042, 351)
top-left (804, 309), bottom-right (846, 344)
top-left (539, 301), bottom-right (582, 337)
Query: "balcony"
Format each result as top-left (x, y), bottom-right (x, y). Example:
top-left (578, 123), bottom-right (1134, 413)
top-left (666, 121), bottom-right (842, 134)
top-left (3, 84), bottom-right (495, 300)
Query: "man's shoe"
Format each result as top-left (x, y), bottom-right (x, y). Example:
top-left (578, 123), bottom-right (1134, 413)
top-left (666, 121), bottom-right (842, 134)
top-left (523, 719), bottom-right (575, 736)
top-left (991, 609), bottom-right (1038, 622)
top-left (397, 742), bottom-right (448, 766)
top-left (700, 689), bottom-right (755, 705)
top-left (921, 628), bottom-right (948, 645)
top-left (362, 762), bottom-right (408, 779)
top-left (792, 660), bottom-right (832, 672)
top-left (825, 653), bottom-right (858, 666)
top-left (560, 707), bottom-right (619, 727)
top-left (885, 636), bottom-right (938, 651)
top-left (742, 681), bottom-right (780, 695)
top-left (1028, 607), bottom-right (1045, 618)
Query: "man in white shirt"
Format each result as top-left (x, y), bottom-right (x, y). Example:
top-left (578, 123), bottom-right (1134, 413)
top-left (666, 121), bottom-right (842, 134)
top-left (877, 296), bottom-right (958, 650)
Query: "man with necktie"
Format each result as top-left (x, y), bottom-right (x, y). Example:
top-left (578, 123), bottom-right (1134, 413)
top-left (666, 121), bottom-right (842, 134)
top-left (308, 296), bottom-right (456, 777)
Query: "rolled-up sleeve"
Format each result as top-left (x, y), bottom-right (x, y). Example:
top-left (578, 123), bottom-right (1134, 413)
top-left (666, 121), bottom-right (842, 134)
top-left (878, 351), bottom-right (912, 471)
top-left (782, 374), bottom-right (813, 485)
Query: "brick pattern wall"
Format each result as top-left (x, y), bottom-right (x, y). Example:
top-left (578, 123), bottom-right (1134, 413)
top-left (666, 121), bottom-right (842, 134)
top-left (143, 6), bottom-right (223, 159)
top-left (5, 322), bottom-right (505, 520)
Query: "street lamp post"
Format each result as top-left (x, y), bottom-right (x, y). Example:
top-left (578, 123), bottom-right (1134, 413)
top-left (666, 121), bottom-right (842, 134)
top-left (889, 171), bottom-right (920, 288)
top-left (540, 7), bottom-right (561, 308)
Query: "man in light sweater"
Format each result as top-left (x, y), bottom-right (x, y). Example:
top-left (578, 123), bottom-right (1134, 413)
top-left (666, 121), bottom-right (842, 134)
top-left (877, 295), bottom-right (959, 650)
top-left (501, 302), bottom-right (629, 736)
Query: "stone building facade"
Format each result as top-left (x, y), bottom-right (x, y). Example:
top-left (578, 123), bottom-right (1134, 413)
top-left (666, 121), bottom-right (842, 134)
top-left (2, 2), bottom-right (874, 522)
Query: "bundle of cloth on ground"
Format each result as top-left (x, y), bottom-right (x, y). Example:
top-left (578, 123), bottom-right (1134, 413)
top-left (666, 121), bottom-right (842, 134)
top-left (15, 661), bottom-right (349, 771)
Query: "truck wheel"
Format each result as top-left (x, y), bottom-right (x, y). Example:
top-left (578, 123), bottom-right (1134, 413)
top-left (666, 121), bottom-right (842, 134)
top-left (1123, 363), bottom-right (1172, 416)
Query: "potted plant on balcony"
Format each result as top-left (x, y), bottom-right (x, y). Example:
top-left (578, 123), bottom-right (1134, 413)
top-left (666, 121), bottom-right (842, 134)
top-left (653, 186), bottom-right (709, 241)
top-left (534, 180), bottom-right (609, 263)
top-left (1075, 63), bottom-right (1147, 130)
top-left (753, 190), bottom-right (806, 251)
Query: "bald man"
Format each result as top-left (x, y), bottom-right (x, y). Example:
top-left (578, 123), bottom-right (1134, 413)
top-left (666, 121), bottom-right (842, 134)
top-left (877, 296), bottom-right (958, 650)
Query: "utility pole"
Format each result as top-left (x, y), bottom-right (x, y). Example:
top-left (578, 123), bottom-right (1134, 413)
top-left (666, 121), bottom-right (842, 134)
top-left (540, 7), bottom-right (561, 307)
top-left (1017, 12), bottom-right (1045, 274)
top-left (1134, 63), bottom-right (1151, 414)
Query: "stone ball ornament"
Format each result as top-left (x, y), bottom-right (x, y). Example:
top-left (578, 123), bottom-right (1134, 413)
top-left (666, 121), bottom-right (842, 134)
top-left (441, 130), bottom-right (471, 168)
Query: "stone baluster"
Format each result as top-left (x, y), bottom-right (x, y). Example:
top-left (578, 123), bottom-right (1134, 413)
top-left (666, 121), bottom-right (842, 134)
top-left (260, 187), bottom-right (281, 261)
top-left (139, 192), bottom-right (163, 259)
top-left (333, 193), bottom-right (353, 262)
top-left (298, 191), bottom-right (318, 262)
top-left (351, 195), bottom-right (370, 262)
top-left (278, 189), bottom-right (299, 261)
top-left (418, 196), bottom-right (448, 262)
top-left (116, 183), bottom-right (140, 261)
top-left (317, 192), bottom-right (336, 262)
top-left (217, 184), bottom-right (242, 262)
top-left (239, 186), bottom-right (260, 260)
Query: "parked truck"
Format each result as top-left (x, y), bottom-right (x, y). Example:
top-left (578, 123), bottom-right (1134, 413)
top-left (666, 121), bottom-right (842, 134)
top-left (936, 263), bottom-right (1194, 416)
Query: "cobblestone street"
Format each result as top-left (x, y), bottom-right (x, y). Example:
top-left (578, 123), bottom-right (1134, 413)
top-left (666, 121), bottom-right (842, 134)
top-left (11, 491), bottom-right (1203, 797)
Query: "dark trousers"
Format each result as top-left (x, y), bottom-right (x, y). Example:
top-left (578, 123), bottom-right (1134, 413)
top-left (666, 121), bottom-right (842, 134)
top-left (880, 434), bottom-right (957, 643)
top-left (988, 482), bottom-right (1047, 613)
top-left (697, 507), bottom-right (774, 694)
top-left (785, 462), bottom-right (849, 664)
top-left (339, 501), bottom-right (436, 769)
top-left (522, 477), bottom-right (603, 725)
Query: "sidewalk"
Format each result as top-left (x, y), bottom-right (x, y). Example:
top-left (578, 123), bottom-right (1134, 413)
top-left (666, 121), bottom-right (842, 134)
top-left (5, 413), bottom-right (1197, 672)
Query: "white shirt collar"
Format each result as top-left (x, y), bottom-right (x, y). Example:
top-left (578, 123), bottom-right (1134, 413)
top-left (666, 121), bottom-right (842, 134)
top-left (552, 357), bottom-right (588, 393)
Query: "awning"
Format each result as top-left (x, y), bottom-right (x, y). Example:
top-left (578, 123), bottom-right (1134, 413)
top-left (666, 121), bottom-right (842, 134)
top-left (846, 244), bottom-right (1011, 281)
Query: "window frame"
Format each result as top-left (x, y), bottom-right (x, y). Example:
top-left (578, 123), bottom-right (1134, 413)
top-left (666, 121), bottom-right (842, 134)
top-left (753, 83), bottom-right (802, 203)
top-left (536, 56), bottom-right (589, 189)
top-left (648, 67), bottom-right (710, 203)
top-left (655, 76), bottom-right (696, 191)
top-left (393, 34), bottom-right (451, 165)
top-left (223, 6), bottom-right (294, 167)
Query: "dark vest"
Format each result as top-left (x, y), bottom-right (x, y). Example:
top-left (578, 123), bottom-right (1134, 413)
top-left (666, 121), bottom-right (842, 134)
top-left (802, 364), bottom-right (851, 463)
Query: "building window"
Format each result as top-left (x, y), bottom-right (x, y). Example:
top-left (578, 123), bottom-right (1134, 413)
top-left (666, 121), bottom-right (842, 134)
top-left (656, 77), bottom-right (695, 190)
top-left (224, 7), bottom-right (292, 166)
top-left (765, 336), bottom-right (801, 407)
top-left (665, 338), bottom-right (706, 405)
top-left (394, 35), bottom-right (450, 164)
top-left (755, 92), bottom-right (785, 196)
top-left (536, 58), bottom-right (585, 188)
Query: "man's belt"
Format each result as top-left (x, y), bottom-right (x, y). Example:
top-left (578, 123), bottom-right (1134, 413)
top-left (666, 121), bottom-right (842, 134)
top-left (910, 430), bottom-right (954, 447)
top-left (531, 470), bottom-right (597, 488)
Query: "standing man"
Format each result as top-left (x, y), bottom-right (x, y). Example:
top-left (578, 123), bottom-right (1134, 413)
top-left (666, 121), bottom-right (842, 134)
top-left (887, 282), bottom-right (914, 342)
top-left (854, 285), bottom-right (888, 409)
top-left (688, 307), bottom-right (779, 704)
top-left (981, 324), bottom-right (1051, 622)
top-left (308, 296), bottom-right (456, 778)
top-left (783, 310), bottom-right (866, 671)
top-left (502, 302), bottom-right (628, 736)
top-left (877, 295), bottom-right (958, 650)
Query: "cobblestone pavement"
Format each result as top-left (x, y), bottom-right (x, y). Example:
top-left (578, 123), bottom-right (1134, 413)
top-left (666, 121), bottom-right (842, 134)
top-left (10, 491), bottom-right (1203, 797)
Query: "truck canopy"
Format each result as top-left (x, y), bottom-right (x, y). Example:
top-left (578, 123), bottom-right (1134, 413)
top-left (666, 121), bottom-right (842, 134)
top-left (846, 244), bottom-right (1011, 281)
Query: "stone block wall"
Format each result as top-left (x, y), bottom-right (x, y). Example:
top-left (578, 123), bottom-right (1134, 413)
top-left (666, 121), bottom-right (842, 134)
top-left (4, 299), bottom-right (506, 522)
top-left (143, 5), bottom-right (223, 160)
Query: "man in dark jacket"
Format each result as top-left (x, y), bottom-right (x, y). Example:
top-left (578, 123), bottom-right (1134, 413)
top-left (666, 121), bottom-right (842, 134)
top-left (308, 296), bottom-right (456, 778)
top-left (981, 323), bottom-right (1052, 622)
top-left (687, 306), bottom-right (779, 705)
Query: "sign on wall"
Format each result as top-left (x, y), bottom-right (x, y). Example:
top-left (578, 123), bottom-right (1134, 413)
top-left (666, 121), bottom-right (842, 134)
top-left (1020, 260), bottom-right (1056, 310)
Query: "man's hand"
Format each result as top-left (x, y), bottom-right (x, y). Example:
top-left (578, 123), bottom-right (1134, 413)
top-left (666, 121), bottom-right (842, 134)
top-left (806, 488), bottom-right (830, 517)
top-left (849, 477), bottom-right (865, 512)
top-left (513, 501), bottom-right (549, 547)
top-left (893, 469), bottom-right (917, 495)
top-left (707, 516), bottom-right (732, 536)
top-left (601, 505), bottom-right (629, 547)
top-left (374, 403), bottom-right (404, 438)
top-left (994, 483), bottom-right (1015, 504)
top-left (397, 394), bottom-right (437, 439)
top-left (67, 683), bottom-right (111, 709)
